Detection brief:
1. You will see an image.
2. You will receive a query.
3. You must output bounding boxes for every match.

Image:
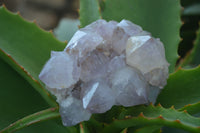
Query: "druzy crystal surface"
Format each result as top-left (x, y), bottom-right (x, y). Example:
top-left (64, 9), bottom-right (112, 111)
top-left (39, 19), bottom-right (169, 126)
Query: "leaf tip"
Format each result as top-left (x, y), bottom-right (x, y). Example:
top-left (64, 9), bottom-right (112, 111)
top-left (64, 40), bottom-right (68, 44)
top-left (33, 19), bottom-right (39, 26)
top-left (138, 112), bottom-right (144, 117)
top-left (170, 105), bottom-right (175, 110)
top-left (158, 115), bottom-right (164, 120)
top-left (50, 107), bottom-right (57, 111)
top-left (149, 102), bottom-right (154, 106)
top-left (181, 21), bottom-right (185, 25)
top-left (184, 104), bottom-right (191, 108)
top-left (157, 103), bottom-right (162, 107)
top-left (77, 9), bottom-right (80, 13)
top-left (181, 6), bottom-right (184, 13)
top-left (121, 128), bottom-right (128, 133)
top-left (177, 66), bottom-right (183, 71)
top-left (80, 122), bottom-right (83, 129)
top-left (125, 115), bottom-right (132, 119)
top-left (49, 29), bottom-right (53, 34)
top-left (175, 119), bottom-right (181, 123)
top-left (2, 3), bottom-right (6, 8)
top-left (183, 110), bottom-right (188, 113)
top-left (16, 11), bottom-right (23, 18)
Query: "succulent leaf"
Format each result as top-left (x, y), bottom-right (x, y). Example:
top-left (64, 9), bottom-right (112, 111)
top-left (79, 0), bottom-right (101, 28)
top-left (157, 66), bottom-right (200, 109)
top-left (180, 25), bottom-right (200, 67)
top-left (102, 105), bottom-right (200, 133)
top-left (0, 6), bottom-right (65, 106)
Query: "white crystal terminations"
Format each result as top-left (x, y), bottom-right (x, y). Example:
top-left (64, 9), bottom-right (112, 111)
top-left (39, 19), bottom-right (169, 126)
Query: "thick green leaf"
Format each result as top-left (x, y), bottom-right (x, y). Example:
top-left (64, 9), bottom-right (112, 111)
top-left (15, 118), bottom-right (78, 133)
top-left (0, 59), bottom-right (77, 133)
top-left (101, 0), bottom-right (181, 72)
top-left (83, 117), bottom-right (104, 133)
top-left (92, 105), bottom-right (124, 123)
top-left (157, 66), bottom-right (200, 109)
top-left (0, 58), bottom-right (48, 131)
top-left (102, 105), bottom-right (200, 133)
top-left (162, 127), bottom-right (189, 133)
top-left (120, 128), bottom-right (127, 133)
top-left (54, 18), bottom-right (80, 42)
top-left (79, 123), bottom-right (89, 133)
top-left (0, 106), bottom-right (77, 133)
top-left (79, 0), bottom-right (101, 28)
top-left (0, 6), bottom-right (66, 106)
top-left (180, 25), bottom-right (200, 67)
top-left (1, 108), bottom-right (59, 132)
top-left (135, 126), bottom-right (161, 133)
top-left (179, 102), bottom-right (200, 115)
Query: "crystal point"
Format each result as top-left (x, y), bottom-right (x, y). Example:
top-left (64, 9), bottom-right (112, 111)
top-left (60, 96), bottom-right (91, 126)
top-left (126, 36), bottom-right (169, 87)
top-left (39, 51), bottom-right (79, 89)
top-left (81, 79), bottom-right (115, 113)
top-left (111, 66), bottom-right (148, 106)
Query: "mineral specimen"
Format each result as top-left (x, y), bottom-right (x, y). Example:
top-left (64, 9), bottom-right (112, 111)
top-left (39, 19), bottom-right (169, 126)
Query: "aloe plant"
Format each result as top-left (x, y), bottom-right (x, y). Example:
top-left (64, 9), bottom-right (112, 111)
top-left (0, 0), bottom-right (200, 132)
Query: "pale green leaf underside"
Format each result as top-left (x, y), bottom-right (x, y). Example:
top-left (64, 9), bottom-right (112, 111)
top-left (0, 58), bottom-right (48, 131)
top-left (54, 18), bottom-right (80, 42)
top-left (79, 0), bottom-right (101, 28)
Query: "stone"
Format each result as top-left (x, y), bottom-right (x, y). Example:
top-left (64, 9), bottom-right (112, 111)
top-left (60, 95), bottom-right (91, 126)
top-left (66, 31), bottom-right (103, 58)
top-left (144, 66), bottom-right (169, 88)
top-left (80, 50), bottom-right (109, 82)
top-left (110, 66), bottom-right (148, 106)
top-left (111, 20), bottom-right (144, 54)
top-left (39, 19), bottom-right (169, 127)
top-left (97, 21), bottom-right (118, 45)
top-left (39, 51), bottom-right (80, 89)
top-left (126, 36), bottom-right (169, 88)
top-left (81, 79), bottom-right (115, 113)
top-left (117, 20), bottom-right (143, 36)
top-left (107, 54), bottom-right (126, 73)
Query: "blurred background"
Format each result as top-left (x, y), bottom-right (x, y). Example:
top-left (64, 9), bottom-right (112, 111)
top-left (0, 0), bottom-right (79, 30)
top-left (0, 0), bottom-right (200, 61)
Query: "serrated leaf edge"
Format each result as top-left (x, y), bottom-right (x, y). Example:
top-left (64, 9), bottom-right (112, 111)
top-left (102, 104), bottom-right (200, 133)
top-left (0, 6), bottom-right (61, 107)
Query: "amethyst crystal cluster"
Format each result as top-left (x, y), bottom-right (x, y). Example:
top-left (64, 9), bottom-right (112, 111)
top-left (39, 19), bottom-right (169, 126)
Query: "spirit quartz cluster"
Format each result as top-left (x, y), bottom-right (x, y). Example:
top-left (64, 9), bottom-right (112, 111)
top-left (39, 19), bottom-right (169, 126)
